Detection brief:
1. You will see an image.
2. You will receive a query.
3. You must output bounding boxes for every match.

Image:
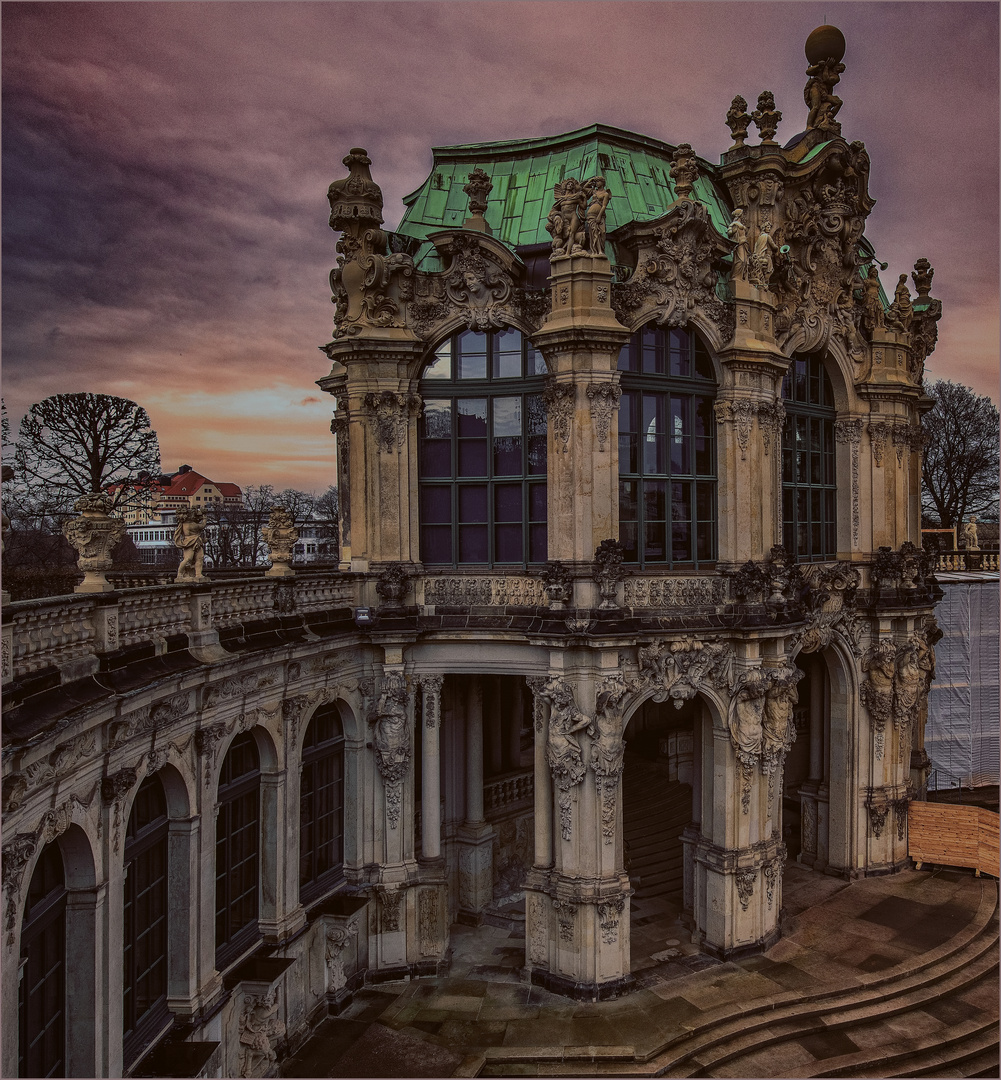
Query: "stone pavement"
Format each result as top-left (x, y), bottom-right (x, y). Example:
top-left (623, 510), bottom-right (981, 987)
top-left (281, 865), bottom-right (998, 1078)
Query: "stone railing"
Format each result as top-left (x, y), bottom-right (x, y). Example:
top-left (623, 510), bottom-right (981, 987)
top-left (484, 769), bottom-right (534, 816)
top-left (935, 553), bottom-right (999, 572)
top-left (420, 574), bottom-right (547, 607)
top-left (622, 575), bottom-right (729, 607)
top-left (2, 572), bottom-right (358, 684)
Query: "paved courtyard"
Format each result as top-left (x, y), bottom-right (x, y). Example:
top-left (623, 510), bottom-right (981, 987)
top-left (282, 865), bottom-right (998, 1078)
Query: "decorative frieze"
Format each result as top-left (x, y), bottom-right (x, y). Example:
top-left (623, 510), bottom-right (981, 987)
top-left (109, 692), bottom-right (190, 749)
top-left (622, 576), bottom-right (728, 607)
top-left (423, 574), bottom-right (546, 607)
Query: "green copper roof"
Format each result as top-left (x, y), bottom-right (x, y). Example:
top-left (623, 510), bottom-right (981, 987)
top-left (395, 124), bottom-right (733, 269)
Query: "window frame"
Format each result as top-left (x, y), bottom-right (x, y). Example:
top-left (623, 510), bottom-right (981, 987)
top-left (781, 354), bottom-right (838, 562)
top-left (214, 733), bottom-right (262, 970)
top-left (299, 706), bottom-right (346, 905)
top-left (419, 328), bottom-right (548, 568)
top-left (617, 324), bottom-right (718, 570)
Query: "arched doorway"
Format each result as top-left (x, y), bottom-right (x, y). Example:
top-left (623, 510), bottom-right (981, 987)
top-left (623, 695), bottom-right (700, 966)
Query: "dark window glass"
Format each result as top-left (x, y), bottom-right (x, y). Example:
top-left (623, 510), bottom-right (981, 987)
top-left (215, 733), bottom-right (260, 969)
top-left (123, 774), bottom-right (169, 1066)
top-left (300, 706), bottom-right (345, 903)
top-left (781, 354), bottom-right (837, 560)
top-left (19, 843), bottom-right (65, 1079)
top-left (618, 324), bottom-right (717, 567)
top-left (419, 329), bottom-right (547, 566)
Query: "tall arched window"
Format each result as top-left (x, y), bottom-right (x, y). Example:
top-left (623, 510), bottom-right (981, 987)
top-left (419, 328), bottom-right (548, 566)
top-left (299, 706), bottom-right (346, 904)
top-left (19, 842), bottom-right (66, 1078)
top-left (781, 355), bottom-right (837, 560)
top-left (618, 324), bottom-right (717, 567)
top-left (215, 733), bottom-right (260, 969)
top-left (123, 774), bottom-right (170, 1067)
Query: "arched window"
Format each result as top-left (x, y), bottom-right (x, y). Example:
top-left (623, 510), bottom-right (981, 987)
top-left (215, 733), bottom-right (260, 969)
top-left (123, 774), bottom-right (170, 1067)
top-left (299, 705), bottom-right (346, 904)
top-left (419, 328), bottom-right (548, 566)
top-left (617, 324), bottom-right (717, 567)
top-left (19, 842), bottom-right (66, 1078)
top-left (781, 355), bottom-right (837, 560)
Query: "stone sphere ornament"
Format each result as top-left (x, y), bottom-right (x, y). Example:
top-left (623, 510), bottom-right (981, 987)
top-left (805, 24), bottom-right (846, 64)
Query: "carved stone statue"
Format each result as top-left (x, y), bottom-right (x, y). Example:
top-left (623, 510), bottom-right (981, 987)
top-left (239, 990), bottom-right (284, 1078)
top-left (962, 516), bottom-right (980, 551)
top-left (727, 209), bottom-right (749, 280)
top-left (540, 676), bottom-right (592, 840)
top-left (751, 91), bottom-right (782, 144)
top-left (62, 492), bottom-right (127, 593)
top-left (669, 144), bottom-right (699, 200)
top-left (545, 177), bottom-right (587, 259)
top-left (592, 538), bottom-right (625, 609)
top-left (371, 671), bottom-right (410, 828)
top-left (173, 507), bottom-right (206, 582)
top-left (861, 641), bottom-right (896, 757)
top-left (583, 176), bottom-right (611, 256)
top-left (861, 265), bottom-right (885, 335)
top-left (884, 274), bottom-right (913, 334)
top-left (762, 665), bottom-right (805, 773)
top-left (262, 507), bottom-right (298, 578)
top-left (748, 221), bottom-right (778, 287)
top-left (893, 639), bottom-right (926, 736)
top-left (804, 55), bottom-right (846, 131)
top-left (729, 668), bottom-right (770, 769)
top-left (725, 95), bottom-right (752, 147)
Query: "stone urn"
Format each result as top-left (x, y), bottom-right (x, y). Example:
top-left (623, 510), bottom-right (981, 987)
top-left (62, 493), bottom-right (126, 593)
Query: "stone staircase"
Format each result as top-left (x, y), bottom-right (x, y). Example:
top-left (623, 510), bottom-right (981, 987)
top-left (622, 753), bottom-right (693, 907)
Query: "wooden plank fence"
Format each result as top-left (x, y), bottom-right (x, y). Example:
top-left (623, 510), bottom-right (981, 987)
top-left (908, 801), bottom-right (1000, 878)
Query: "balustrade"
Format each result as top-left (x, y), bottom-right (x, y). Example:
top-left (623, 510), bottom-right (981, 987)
top-left (484, 769), bottom-right (534, 816)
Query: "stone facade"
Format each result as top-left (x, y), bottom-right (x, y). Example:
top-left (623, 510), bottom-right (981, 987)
top-left (2, 27), bottom-right (947, 1076)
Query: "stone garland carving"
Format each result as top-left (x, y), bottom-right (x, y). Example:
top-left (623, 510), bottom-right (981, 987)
top-left (757, 400), bottom-right (786, 456)
top-left (543, 381), bottom-right (575, 453)
top-left (375, 562), bottom-right (410, 607)
top-left (892, 797), bottom-right (909, 842)
top-left (751, 91), bottom-right (781, 143)
top-left (377, 885), bottom-right (404, 933)
top-left (735, 868), bottom-right (756, 911)
top-left (538, 677), bottom-right (592, 841)
top-left (325, 919), bottom-right (359, 993)
top-left (102, 766), bottom-right (139, 854)
top-left (205, 672), bottom-right (259, 709)
top-left (239, 989), bottom-right (285, 1078)
top-left (586, 382), bottom-right (622, 451)
top-left (868, 421), bottom-right (889, 467)
top-left (20, 732), bottom-right (97, 791)
top-left (892, 425), bottom-right (911, 466)
top-left (622, 576), bottom-right (727, 607)
top-left (325, 148), bottom-right (413, 340)
top-left (794, 563), bottom-right (862, 656)
top-left (597, 895), bottom-right (626, 944)
top-left (553, 898), bottom-right (576, 943)
top-left (364, 391), bottom-right (419, 454)
top-left (262, 508), bottom-right (298, 577)
top-left (529, 892), bottom-right (548, 964)
top-left (669, 143), bottom-right (699, 200)
top-left (861, 641), bottom-right (896, 760)
top-left (637, 638), bottom-right (735, 709)
top-left (370, 672), bottom-right (410, 830)
top-left (418, 674), bottom-right (443, 729)
top-left (526, 675), bottom-right (548, 734)
top-left (593, 538), bottom-right (625, 610)
top-left (835, 419), bottom-right (863, 547)
top-left (864, 793), bottom-right (890, 840)
top-left (763, 852), bottom-right (784, 909)
top-left (418, 888), bottom-right (443, 956)
top-left (611, 198), bottom-right (731, 338)
top-left (725, 95), bottom-right (753, 147)
top-left (591, 673), bottom-right (629, 844)
top-left (61, 492), bottom-right (127, 591)
top-left (714, 399), bottom-right (756, 460)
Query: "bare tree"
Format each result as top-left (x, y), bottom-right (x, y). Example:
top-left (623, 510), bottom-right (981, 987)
top-left (922, 381), bottom-right (1000, 529)
top-left (14, 393), bottom-right (161, 516)
top-left (311, 485), bottom-right (340, 561)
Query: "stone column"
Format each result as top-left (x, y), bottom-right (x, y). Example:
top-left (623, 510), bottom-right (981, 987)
top-left (418, 675), bottom-right (443, 861)
top-left (527, 677), bottom-right (553, 869)
top-left (166, 817), bottom-right (200, 1015)
top-left (456, 676), bottom-right (494, 922)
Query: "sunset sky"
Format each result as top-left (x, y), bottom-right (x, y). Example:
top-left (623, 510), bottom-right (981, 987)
top-left (3, 1), bottom-right (998, 493)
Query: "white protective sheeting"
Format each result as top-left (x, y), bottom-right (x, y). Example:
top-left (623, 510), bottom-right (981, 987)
top-left (925, 578), bottom-right (1000, 790)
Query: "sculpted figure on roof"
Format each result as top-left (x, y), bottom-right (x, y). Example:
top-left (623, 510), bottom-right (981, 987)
top-left (884, 274), bottom-right (913, 334)
top-left (804, 55), bottom-right (846, 133)
top-left (583, 176), bottom-right (611, 256)
top-left (748, 221), bottom-right (778, 287)
top-left (861, 265), bottom-right (885, 336)
top-left (727, 209), bottom-right (749, 280)
top-left (545, 177), bottom-right (587, 259)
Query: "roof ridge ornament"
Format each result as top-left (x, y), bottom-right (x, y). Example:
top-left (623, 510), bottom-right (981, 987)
top-left (546, 175), bottom-right (611, 260)
top-left (751, 92), bottom-right (782, 145)
top-left (804, 25), bottom-right (847, 135)
top-left (725, 96), bottom-right (753, 149)
top-left (462, 167), bottom-right (493, 233)
top-left (669, 143), bottom-right (699, 200)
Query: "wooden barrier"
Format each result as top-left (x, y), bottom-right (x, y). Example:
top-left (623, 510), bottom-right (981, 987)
top-left (909, 801), bottom-right (1000, 878)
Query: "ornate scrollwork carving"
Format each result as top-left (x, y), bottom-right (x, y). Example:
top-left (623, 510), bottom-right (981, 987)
top-left (735, 867), bottom-right (756, 910)
top-left (591, 673), bottom-right (628, 844)
top-left (364, 390), bottom-right (420, 453)
top-left (861, 641), bottom-right (896, 760)
top-left (795, 563), bottom-right (862, 656)
top-left (370, 671), bottom-right (410, 829)
top-left (637, 638), bottom-right (736, 709)
top-left (543, 381), bottom-right (575, 453)
top-left (835, 418), bottom-right (863, 547)
top-left (586, 382), bottom-right (622, 451)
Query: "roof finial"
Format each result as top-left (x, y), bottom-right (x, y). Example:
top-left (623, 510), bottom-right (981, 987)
top-left (804, 25), bottom-right (847, 135)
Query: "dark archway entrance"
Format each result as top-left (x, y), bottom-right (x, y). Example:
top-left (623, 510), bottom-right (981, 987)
top-left (623, 696), bottom-right (698, 966)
